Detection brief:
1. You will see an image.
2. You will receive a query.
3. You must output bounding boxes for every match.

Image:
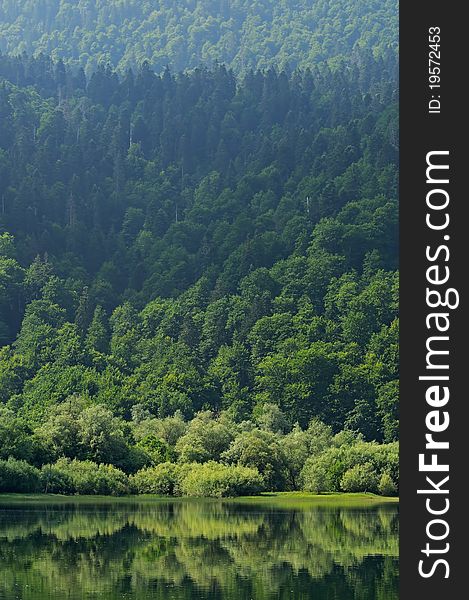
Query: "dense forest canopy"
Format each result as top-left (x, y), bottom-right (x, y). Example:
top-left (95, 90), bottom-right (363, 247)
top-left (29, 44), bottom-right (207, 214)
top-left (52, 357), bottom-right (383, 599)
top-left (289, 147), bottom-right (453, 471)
top-left (0, 0), bottom-right (398, 75)
top-left (0, 0), bottom-right (399, 495)
top-left (0, 53), bottom-right (398, 481)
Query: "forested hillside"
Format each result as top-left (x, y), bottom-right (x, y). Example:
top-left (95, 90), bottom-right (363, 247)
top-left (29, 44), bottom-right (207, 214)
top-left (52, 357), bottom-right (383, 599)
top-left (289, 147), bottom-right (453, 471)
top-left (0, 0), bottom-right (398, 75)
top-left (0, 0), bottom-right (398, 496)
top-left (0, 14), bottom-right (398, 495)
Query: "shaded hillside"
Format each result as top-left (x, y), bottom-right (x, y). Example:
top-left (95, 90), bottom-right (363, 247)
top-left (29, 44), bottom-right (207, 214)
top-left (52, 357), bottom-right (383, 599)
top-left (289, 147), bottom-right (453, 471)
top-left (0, 53), bottom-right (398, 449)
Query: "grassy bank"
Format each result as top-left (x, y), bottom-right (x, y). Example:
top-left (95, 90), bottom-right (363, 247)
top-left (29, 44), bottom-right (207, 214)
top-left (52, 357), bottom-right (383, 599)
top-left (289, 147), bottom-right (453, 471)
top-left (232, 491), bottom-right (399, 508)
top-left (0, 491), bottom-right (398, 507)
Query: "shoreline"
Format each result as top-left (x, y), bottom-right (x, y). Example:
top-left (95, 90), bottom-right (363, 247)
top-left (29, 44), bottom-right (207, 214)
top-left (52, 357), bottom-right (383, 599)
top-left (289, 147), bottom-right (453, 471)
top-left (0, 491), bottom-right (399, 506)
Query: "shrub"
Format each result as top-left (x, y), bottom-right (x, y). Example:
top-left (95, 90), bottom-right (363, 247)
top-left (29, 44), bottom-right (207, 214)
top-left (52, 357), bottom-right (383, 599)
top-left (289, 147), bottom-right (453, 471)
top-left (301, 441), bottom-right (399, 494)
top-left (377, 471), bottom-right (398, 496)
top-left (340, 462), bottom-right (379, 493)
top-left (130, 462), bottom-right (179, 495)
top-left (95, 463), bottom-right (130, 495)
top-left (300, 456), bottom-right (335, 493)
top-left (300, 445), bottom-right (347, 493)
top-left (178, 461), bottom-right (264, 498)
top-left (41, 458), bottom-right (129, 495)
top-left (0, 457), bottom-right (41, 493)
top-left (40, 463), bottom-right (74, 494)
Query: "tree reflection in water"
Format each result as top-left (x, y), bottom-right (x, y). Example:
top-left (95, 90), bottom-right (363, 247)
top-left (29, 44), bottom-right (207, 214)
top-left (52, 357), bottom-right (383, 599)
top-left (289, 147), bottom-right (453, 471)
top-left (0, 498), bottom-right (398, 599)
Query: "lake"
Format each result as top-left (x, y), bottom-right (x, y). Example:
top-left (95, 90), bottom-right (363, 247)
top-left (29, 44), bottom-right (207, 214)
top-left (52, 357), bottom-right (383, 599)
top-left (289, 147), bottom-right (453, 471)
top-left (0, 495), bottom-right (398, 599)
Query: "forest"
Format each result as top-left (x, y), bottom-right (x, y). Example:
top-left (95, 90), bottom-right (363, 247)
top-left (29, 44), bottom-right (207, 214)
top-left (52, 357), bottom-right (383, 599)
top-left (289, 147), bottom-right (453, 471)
top-left (0, 0), bottom-right (398, 76)
top-left (0, 7), bottom-right (398, 498)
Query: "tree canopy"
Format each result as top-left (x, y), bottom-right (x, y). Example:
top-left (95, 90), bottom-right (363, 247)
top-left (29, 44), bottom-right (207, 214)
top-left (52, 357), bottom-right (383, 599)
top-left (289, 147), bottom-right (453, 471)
top-left (0, 0), bottom-right (398, 76)
top-left (0, 11), bottom-right (398, 493)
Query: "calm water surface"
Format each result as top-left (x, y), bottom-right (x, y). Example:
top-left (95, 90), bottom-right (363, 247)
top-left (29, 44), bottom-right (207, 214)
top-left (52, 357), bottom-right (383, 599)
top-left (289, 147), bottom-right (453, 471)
top-left (0, 496), bottom-right (398, 600)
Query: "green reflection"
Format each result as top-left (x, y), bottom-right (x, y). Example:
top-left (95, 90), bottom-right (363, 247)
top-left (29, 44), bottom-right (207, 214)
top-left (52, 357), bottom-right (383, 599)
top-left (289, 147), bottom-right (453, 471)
top-left (0, 499), bottom-right (398, 599)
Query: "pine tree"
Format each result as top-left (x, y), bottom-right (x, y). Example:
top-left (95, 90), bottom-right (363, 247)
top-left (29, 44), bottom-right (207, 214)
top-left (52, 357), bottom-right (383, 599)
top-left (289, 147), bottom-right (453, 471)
top-left (75, 287), bottom-right (92, 338)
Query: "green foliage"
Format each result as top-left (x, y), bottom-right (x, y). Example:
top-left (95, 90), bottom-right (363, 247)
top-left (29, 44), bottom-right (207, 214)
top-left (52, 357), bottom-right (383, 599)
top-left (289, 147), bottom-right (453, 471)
top-left (34, 397), bottom-right (84, 462)
top-left (130, 462), bottom-right (179, 496)
top-left (42, 458), bottom-right (130, 496)
top-left (378, 470), bottom-right (397, 496)
top-left (301, 439), bottom-right (398, 495)
top-left (376, 380), bottom-right (399, 442)
top-left (85, 305), bottom-right (109, 354)
top-left (340, 462), bottom-right (379, 493)
top-left (222, 428), bottom-right (288, 491)
top-left (0, 1), bottom-right (398, 76)
top-left (178, 461), bottom-right (264, 498)
top-left (40, 463), bottom-right (74, 495)
top-left (76, 404), bottom-right (128, 466)
top-left (0, 457), bottom-right (41, 492)
top-left (135, 434), bottom-right (174, 465)
top-left (34, 400), bottom-right (132, 468)
top-left (0, 22), bottom-right (399, 495)
top-left (254, 402), bottom-right (289, 433)
top-left (0, 406), bottom-right (36, 461)
top-left (0, 232), bottom-right (15, 258)
top-left (132, 411), bottom-right (187, 447)
top-left (0, 409), bottom-right (397, 496)
top-left (0, 236), bottom-right (24, 344)
top-left (282, 420), bottom-right (333, 488)
top-left (175, 411), bottom-right (234, 463)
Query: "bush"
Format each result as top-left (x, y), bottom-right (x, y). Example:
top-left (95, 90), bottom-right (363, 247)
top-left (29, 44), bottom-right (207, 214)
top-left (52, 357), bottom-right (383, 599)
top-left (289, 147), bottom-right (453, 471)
top-left (130, 462), bottom-right (179, 495)
top-left (178, 461), bottom-right (264, 498)
top-left (300, 456), bottom-right (335, 493)
top-left (40, 463), bottom-right (74, 494)
top-left (0, 457), bottom-right (41, 493)
top-left (378, 471), bottom-right (397, 496)
top-left (300, 445), bottom-right (348, 493)
top-left (301, 441), bottom-right (399, 494)
top-left (41, 458), bottom-right (130, 495)
top-left (340, 462), bottom-right (379, 493)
